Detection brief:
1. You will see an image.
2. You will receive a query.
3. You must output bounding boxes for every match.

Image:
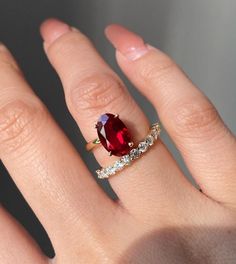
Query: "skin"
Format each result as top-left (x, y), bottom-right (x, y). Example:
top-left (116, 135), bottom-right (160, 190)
top-left (0, 18), bottom-right (236, 263)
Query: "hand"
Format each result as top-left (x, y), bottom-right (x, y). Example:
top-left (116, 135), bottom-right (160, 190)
top-left (0, 18), bottom-right (236, 264)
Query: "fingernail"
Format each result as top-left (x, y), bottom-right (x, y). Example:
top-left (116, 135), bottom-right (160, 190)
top-left (40, 18), bottom-right (71, 49)
top-left (105, 24), bottom-right (150, 61)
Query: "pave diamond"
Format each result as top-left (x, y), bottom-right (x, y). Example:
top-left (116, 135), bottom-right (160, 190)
top-left (107, 166), bottom-right (116, 175)
top-left (96, 169), bottom-right (108, 179)
top-left (151, 129), bottom-right (159, 140)
top-left (121, 155), bottom-right (131, 165)
top-left (96, 169), bottom-right (102, 178)
top-left (130, 148), bottom-right (140, 160)
top-left (145, 135), bottom-right (154, 146)
top-left (138, 141), bottom-right (148, 153)
top-left (114, 160), bottom-right (125, 171)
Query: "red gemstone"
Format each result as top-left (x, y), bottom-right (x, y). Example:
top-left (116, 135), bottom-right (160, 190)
top-left (96, 113), bottom-right (132, 156)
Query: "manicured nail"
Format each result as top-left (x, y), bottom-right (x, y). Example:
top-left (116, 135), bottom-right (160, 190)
top-left (40, 18), bottom-right (71, 49)
top-left (105, 24), bottom-right (150, 61)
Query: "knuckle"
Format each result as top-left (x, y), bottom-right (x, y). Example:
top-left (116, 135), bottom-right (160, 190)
top-left (68, 73), bottom-right (126, 116)
top-left (71, 233), bottom-right (118, 263)
top-left (172, 99), bottom-right (220, 137)
top-left (0, 99), bottom-right (47, 154)
top-left (64, 214), bottom-right (119, 263)
top-left (139, 55), bottom-right (177, 84)
top-left (73, 239), bottom-right (117, 263)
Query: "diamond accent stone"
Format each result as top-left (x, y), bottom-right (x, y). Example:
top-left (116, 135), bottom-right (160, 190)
top-left (151, 123), bottom-right (161, 140)
top-left (107, 166), bottom-right (116, 175)
top-left (121, 155), bottom-right (131, 165)
top-left (151, 129), bottom-right (159, 140)
top-left (96, 169), bottom-right (108, 179)
top-left (114, 160), bottom-right (125, 171)
top-left (145, 135), bottom-right (154, 146)
top-left (138, 141), bottom-right (148, 153)
top-left (130, 148), bottom-right (140, 160)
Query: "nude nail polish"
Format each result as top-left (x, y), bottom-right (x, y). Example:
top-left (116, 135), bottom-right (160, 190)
top-left (105, 24), bottom-right (150, 61)
top-left (40, 18), bottom-right (71, 49)
top-left (122, 45), bottom-right (149, 61)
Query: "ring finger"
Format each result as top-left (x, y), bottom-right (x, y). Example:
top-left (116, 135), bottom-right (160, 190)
top-left (0, 41), bottom-right (114, 255)
top-left (40, 18), bottom-right (196, 219)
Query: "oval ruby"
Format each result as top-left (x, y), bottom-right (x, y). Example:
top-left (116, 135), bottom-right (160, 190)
top-left (96, 113), bottom-right (132, 156)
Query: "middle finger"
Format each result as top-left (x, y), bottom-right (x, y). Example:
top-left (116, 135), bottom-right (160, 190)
top-left (0, 42), bottom-right (114, 253)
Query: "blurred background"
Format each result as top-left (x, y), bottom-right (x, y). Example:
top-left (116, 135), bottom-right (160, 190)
top-left (0, 0), bottom-right (235, 258)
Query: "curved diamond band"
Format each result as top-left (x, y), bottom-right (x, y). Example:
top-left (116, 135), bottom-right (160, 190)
top-left (96, 122), bottom-right (161, 179)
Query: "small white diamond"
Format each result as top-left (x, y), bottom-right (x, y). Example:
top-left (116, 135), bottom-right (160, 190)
top-left (138, 141), bottom-right (148, 153)
top-left (102, 168), bottom-right (110, 178)
top-left (151, 123), bottom-right (160, 130)
top-left (106, 166), bottom-right (116, 175)
top-left (96, 169), bottom-right (101, 178)
top-left (130, 148), bottom-right (140, 160)
top-left (145, 135), bottom-right (154, 146)
top-left (96, 169), bottom-right (107, 179)
top-left (121, 155), bottom-right (131, 165)
top-left (114, 160), bottom-right (124, 171)
top-left (151, 129), bottom-right (159, 140)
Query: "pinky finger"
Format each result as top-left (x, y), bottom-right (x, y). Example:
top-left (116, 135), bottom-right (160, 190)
top-left (105, 24), bottom-right (236, 208)
top-left (0, 206), bottom-right (47, 264)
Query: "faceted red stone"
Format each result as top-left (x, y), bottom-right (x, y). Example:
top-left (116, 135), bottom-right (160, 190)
top-left (96, 113), bottom-right (132, 156)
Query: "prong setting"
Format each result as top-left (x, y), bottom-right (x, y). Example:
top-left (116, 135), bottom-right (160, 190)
top-left (128, 142), bottom-right (134, 147)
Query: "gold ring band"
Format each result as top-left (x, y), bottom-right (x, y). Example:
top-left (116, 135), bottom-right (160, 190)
top-left (86, 138), bottom-right (101, 151)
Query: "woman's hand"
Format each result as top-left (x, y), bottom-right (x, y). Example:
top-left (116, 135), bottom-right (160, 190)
top-left (0, 18), bottom-right (236, 263)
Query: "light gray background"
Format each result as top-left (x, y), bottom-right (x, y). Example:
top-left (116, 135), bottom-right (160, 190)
top-left (0, 0), bottom-right (235, 256)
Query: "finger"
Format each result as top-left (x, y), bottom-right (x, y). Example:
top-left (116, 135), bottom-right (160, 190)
top-left (0, 206), bottom-right (47, 264)
top-left (0, 43), bottom-right (115, 252)
top-left (40, 18), bottom-right (196, 219)
top-left (105, 24), bottom-right (236, 208)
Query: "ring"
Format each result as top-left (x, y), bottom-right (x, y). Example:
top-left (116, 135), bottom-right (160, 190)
top-left (86, 113), bottom-right (161, 179)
